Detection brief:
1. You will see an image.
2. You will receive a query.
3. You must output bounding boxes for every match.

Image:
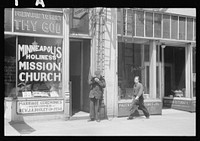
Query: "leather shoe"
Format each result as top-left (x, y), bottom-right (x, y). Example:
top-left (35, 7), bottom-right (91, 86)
top-left (127, 117), bottom-right (134, 120)
top-left (146, 116), bottom-right (150, 119)
top-left (96, 119), bottom-right (100, 122)
top-left (87, 119), bottom-right (95, 122)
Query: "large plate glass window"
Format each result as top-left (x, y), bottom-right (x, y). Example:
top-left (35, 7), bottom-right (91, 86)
top-left (118, 42), bottom-right (149, 100)
top-left (17, 36), bottom-right (63, 98)
top-left (4, 35), bottom-right (16, 97)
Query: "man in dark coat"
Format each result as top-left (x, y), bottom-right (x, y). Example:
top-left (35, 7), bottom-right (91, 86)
top-left (127, 76), bottom-right (150, 120)
top-left (88, 70), bottom-right (106, 122)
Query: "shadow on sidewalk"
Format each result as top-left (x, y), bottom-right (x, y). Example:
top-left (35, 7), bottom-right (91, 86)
top-left (9, 121), bottom-right (36, 134)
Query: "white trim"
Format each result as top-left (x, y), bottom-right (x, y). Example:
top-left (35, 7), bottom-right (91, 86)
top-left (161, 14), bottom-right (163, 38)
top-left (27, 8), bottom-right (63, 13)
top-left (144, 11), bottom-right (146, 37)
top-left (117, 34), bottom-right (196, 43)
top-left (4, 32), bottom-right (63, 38)
top-left (69, 34), bottom-right (92, 39)
top-left (134, 10), bottom-right (136, 37)
top-left (193, 18), bottom-right (195, 41)
top-left (80, 41), bottom-right (84, 110)
top-left (178, 16), bottom-right (179, 40)
top-left (170, 15), bottom-right (171, 39)
top-left (12, 8), bottom-right (14, 32)
top-left (125, 9), bottom-right (128, 36)
top-left (153, 12), bottom-right (154, 38)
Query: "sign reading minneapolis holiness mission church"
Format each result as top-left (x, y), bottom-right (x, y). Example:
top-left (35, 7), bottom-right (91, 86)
top-left (14, 8), bottom-right (63, 35)
top-left (18, 36), bottom-right (62, 83)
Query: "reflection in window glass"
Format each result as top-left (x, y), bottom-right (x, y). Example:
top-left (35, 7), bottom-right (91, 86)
top-left (145, 12), bottom-right (153, 37)
top-left (163, 14), bottom-right (170, 38)
top-left (118, 42), bottom-right (149, 100)
top-left (154, 13), bottom-right (161, 38)
top-left (136, 11), bottom-right (144, 36)
top-left (179, 17), bottom-right (186, 40)
top-left (187, 18), bottom-right (193, 40)
top-left (4, 35), bottom-right (16, 97)
top-left (171, 16), bottom-right (178, 39)
top-left (17, 36), bottom-right (63, 98)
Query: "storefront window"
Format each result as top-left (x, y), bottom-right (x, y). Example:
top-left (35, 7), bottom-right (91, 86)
top-left (69, 8), bottom-right (89, 35)
top-left (154, 13), bottom-right (162, 38)
top-left (136, 11), bottom-right (144, 37)
top-left (4, 35), bottom-right (16, 97)
top-left (118, 42), bottom-right (149, 100)
top-left (163, 14), bottom-right (170, 38)
top-left (17, 36), bottom-right (63, 98)
top-left (171, 16), bottom-right (178, 39)
top-left (179, 17), bottom-right (186, 40)
top-left (187, 17), bottom-right (193, 40)
top-left (145, 12), bottom-right (153, 37)
top-left (4, 8), bottom-right (12, 32)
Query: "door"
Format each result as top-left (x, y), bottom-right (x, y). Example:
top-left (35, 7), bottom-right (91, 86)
top-left (69, 40), bottom-right (91, 115)
top-left (70, 41), bottom-right (81, 114)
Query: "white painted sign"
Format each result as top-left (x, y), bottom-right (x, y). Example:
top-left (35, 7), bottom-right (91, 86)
top-left (22, 91), bottom-right (32, 98)
top-left (17, 99), bottom-right (64, 114)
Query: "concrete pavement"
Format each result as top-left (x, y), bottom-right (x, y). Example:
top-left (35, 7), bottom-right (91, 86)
top-left (4, 109), bottom-right (196, 136)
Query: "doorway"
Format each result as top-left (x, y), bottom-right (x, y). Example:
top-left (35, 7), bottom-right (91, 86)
top-left (69, 39), bottom-right (91, 116)
top-left (164, 46), bottom-right (185, 97)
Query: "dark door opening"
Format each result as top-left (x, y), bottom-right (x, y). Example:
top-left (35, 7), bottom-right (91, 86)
top-left (164, 46), bottom-right (185, 97)
top-left (70, 41), bottom-right (81, 114)
top-left (69, 40), bottom-right (91, 116)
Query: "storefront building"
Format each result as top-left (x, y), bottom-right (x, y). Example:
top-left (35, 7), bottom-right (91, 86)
top-left (116, 8), bottom-right (196, 116)
top-left (4, 8), bottom-right (196, 122)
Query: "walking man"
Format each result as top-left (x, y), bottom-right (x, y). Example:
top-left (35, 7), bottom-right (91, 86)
top-left (88, 70), bottom-right (106, 122)
top-left (127, 76), bottom-right (150, 120)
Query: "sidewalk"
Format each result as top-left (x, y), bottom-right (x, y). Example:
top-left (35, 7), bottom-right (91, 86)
top-left (4, 109), bottom-right (196, 136)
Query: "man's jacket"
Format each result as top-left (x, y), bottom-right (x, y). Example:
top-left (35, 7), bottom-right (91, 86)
top-left (133, 82), bottom-right (144, 99)
top-left (89, 76), bottom-right (106, 99)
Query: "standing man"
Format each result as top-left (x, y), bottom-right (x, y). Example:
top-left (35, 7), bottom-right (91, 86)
top-left (88, 70), bottom-right (106, 122)
top-left (127, 76), bottom-right (150, 120)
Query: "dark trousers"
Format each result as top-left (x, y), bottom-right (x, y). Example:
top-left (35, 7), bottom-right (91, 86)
top-left (129, 97), bottom-right (150, 118)
top-left (89, 98), bottom-right (101, 120)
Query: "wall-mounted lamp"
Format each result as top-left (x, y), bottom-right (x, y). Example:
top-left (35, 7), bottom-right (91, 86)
top-left (161, 43), bottom-right (166, 49)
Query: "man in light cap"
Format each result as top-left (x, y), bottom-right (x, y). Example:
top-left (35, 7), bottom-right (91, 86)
top-left (88, 70), bottom-right (106, 122)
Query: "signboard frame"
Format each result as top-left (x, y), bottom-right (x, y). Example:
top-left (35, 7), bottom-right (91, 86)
top-left (16, 99), bottom-right (64, 114)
